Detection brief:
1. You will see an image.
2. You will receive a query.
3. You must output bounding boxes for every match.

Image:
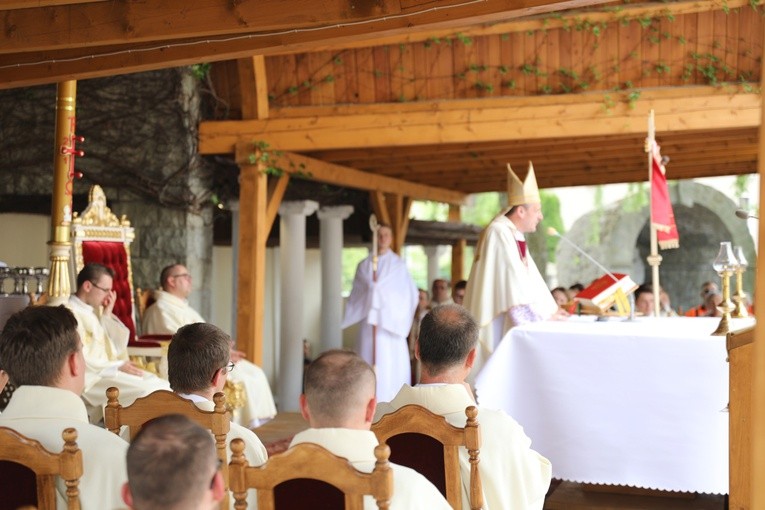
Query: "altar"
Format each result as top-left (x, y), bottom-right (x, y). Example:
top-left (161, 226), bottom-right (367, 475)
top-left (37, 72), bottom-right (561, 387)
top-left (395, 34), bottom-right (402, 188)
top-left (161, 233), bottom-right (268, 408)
top-left (474, 316), bottom-right (753, 495)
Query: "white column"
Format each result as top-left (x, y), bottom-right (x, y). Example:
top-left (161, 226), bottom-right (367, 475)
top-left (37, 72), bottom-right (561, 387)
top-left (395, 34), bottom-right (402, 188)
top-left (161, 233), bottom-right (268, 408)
top-left (277, 200), bottom-right (319, 412)
top-left (317, 205), bottom-right (354, 353)
top-left (424, 245), bottom-right (443, 290)
top-left (228, 199), bottom-right (240, 339)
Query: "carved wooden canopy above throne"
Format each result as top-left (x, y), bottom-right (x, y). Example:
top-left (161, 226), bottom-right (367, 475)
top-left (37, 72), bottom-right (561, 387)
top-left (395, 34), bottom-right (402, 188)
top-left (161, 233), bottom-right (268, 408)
top-left (71, 185), bottom-right (138, 341)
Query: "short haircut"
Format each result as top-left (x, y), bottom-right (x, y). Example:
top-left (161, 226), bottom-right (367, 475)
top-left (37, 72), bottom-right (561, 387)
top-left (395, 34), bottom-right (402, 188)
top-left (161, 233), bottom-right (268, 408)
top-left (418, 304), bottom-right (478, 375)
top-left (76, 263), bottom-right (114, 290)
top-left (168, 323), bottom-right (229, 394)
top-left (0, 306), bottom-right (80, 387)
top-left (126, 414), bottom-right (218, 510)
top-left (453, 280), bottom-right (467, 291)
top-left (303, 350), bottom-right (375, 425)
top-left (159, 264), bottom-right (181, 290)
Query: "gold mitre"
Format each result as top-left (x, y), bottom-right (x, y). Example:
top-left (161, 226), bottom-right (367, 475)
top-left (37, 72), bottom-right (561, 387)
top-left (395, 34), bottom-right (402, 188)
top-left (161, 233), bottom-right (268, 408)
top-left (507, 162), bottom-right (541, 206)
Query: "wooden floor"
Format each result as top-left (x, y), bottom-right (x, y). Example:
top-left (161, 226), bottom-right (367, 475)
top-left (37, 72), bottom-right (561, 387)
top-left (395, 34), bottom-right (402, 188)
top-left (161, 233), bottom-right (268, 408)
top-left (254, 412), bottom-right (728, 510)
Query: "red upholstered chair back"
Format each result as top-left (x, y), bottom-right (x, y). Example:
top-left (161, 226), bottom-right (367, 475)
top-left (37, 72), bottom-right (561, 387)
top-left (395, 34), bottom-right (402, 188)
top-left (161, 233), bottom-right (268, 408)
top-left (72, 185), bottom-right (138, 340)
top-left (81, 240), bottom-right (136, 340)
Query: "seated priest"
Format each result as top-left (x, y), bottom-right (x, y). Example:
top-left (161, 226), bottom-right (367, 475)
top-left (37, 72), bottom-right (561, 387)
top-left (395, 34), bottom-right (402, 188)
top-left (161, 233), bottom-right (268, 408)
top-left (375, 304), bottom-right (552, 510)
top-left (143, 263), bottom-right (276, 428)
top-left (67, 263), bottom-right (169, 423)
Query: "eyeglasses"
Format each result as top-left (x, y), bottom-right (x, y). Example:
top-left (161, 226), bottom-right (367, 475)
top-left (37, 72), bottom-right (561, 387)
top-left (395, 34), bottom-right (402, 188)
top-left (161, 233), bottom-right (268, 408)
top-left (221, 361), bottom-right (235, 374)
top-left (171, 273), bottom-right (192, 280)
top-left (89, 281), bottom-right (112, 293)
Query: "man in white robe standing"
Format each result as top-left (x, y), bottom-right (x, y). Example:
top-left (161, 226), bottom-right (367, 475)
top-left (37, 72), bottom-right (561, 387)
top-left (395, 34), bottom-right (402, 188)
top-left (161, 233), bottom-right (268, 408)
top-left (67, 263), bottom-right (169, 422)
top-left (292, 349), bottom-right (452, 510)
top-left (0, 305), bottom-right (129, 509)
top-left (464, 163), bottom-right (565, 377)
top-left (342, 224), bottom-right (418, 402)
top-left (375, 304), bottom-right (552, 510)
top-left (142, 263), bottom-right (277, 428)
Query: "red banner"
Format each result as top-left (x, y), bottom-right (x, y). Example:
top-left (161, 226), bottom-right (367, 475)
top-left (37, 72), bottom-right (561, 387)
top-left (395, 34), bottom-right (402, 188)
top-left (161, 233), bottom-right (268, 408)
top-left (650, 142), bottom-right (679, 250)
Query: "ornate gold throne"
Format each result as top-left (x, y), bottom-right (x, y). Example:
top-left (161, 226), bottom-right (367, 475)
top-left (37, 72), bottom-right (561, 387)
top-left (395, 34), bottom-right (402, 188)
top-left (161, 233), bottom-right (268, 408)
top-left (71, 185), bottom-right (163, 370)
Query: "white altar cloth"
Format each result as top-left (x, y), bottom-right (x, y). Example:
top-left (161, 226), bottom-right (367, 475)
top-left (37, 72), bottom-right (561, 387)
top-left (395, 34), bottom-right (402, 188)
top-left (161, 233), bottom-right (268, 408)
top-left (474, 317), bottom-right (749, 494)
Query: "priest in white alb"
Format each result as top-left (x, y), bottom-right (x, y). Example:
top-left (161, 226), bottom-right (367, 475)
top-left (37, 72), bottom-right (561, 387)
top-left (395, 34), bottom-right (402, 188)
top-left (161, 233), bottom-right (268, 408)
top-left (464, 163), bottom-right (566, 377)
top-left (142, 263), bottom-right (277, 428)
top-left (342, 223), bottom-right (418, 402)
top-left (67, 263), bottom-right (169, 423)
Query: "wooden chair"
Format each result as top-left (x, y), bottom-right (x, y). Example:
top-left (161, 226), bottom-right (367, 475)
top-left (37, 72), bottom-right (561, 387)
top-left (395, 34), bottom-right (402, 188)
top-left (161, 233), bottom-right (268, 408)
top-left (104, 387), bottom-right (231, 510)
top-left (371, 404), bottom-right (483, 510)
top-left (229, 439), bottom-right (393, 510)
top-left (0, 426), bottom-right (83, 510)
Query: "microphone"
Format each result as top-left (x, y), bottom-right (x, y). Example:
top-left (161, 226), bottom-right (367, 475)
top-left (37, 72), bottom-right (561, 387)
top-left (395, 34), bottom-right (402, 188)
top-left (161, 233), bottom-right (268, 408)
top-left (547, 227), bottom-right (620, 283)
top-left (735, 209), bottom-right (758, 220)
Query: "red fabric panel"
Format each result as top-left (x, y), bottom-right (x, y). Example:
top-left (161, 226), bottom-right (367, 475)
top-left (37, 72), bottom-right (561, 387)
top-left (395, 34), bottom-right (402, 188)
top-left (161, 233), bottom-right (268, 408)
top-left (274, 478), bottom-right (344, 507)
top-left (81, 241), bottom-right (136, 341)
top-left (386, 433), bottom-right (447, 497)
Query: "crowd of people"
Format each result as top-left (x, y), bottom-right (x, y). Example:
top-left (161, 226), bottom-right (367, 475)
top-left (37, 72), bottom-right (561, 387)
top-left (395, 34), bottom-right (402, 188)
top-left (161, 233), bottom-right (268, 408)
top-left (0, 159), bottom-right (738, 509)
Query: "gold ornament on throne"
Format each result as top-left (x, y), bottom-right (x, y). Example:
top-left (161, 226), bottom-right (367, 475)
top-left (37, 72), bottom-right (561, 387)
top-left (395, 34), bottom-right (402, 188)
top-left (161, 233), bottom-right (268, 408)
top-left (224, 379), bottom-right (246, 412)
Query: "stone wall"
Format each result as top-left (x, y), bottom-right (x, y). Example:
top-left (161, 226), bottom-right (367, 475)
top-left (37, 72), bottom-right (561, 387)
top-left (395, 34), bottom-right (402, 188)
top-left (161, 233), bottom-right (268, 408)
top-left (0, 68), bottom-right (214, 317)
top-left (557, 181), bottom-right (756, 312)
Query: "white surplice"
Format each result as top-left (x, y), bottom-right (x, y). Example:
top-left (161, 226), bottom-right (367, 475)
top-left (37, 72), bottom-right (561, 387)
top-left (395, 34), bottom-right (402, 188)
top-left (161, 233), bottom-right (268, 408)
top-left (464, 215), bottom-right (557, 374)
top-left (67, 295), bottom-right (170, 422)
top-left (342, 251), bottom-right (418, 402)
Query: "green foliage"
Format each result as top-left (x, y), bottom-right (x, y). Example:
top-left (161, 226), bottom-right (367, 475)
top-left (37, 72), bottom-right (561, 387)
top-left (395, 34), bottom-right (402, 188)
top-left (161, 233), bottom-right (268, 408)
top-left (623, 182), bottom-right (649, 212)
top-left (191, 63), bottom-right (211, 81)
top-left (342, 247), bottom-right (369, 295)
top-left (733, 175), bottom-right (751, 201)
top-left (540, 191), bottom-right (564, 262)
top-left (248, 141), bottom-right (285, 176)
top-left (462, 193), bottom-right (502, 227)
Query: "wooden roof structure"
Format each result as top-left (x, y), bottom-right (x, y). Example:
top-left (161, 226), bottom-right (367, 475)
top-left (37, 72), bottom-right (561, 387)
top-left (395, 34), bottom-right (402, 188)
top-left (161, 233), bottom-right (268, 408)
top-left (3, 2), bottom-right (765, 505)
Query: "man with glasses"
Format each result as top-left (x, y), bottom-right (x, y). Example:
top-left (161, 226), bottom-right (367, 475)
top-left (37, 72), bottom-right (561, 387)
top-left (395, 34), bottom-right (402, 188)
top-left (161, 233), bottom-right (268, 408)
top-left (168, 322), bottom-right (267, 506)
top-left (67, 263), bottom-right (169, 422)
top-left (122, 414), bottom-right (225, 510)
top-left (143, 263), bottom-right (276, 428)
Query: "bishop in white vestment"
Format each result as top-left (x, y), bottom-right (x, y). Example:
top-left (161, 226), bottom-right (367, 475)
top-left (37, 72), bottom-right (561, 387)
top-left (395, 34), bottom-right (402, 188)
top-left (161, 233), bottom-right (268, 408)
top-left (464, 163), bottom-right (561, 375)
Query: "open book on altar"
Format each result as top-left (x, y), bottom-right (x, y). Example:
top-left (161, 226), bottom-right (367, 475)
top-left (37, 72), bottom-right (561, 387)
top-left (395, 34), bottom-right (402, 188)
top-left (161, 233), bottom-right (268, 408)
top-left (573, 273), bottom-right (638, 314)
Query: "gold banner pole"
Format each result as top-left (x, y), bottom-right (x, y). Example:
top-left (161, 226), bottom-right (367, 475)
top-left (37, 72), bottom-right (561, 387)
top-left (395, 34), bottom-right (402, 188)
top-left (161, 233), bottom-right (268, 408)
top-left (47, 80), bottom-right (82, 305)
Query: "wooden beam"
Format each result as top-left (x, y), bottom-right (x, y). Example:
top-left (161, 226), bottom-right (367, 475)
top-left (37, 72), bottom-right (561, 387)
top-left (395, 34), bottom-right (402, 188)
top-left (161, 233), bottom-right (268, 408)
top-left (0, 0), bottom-right (109, 9)
top-left (200, 87), bottom-right (761, 153)
top-left (236, 56), bottom-right (270, 120)
top-left (750, 17), bottom-right (765, 508)
top-left (266, 174), bottom-right (290, 233)
top-left (235, 148), bottom-right (267, 365)
top-left (370, 191), bottom-right (391, 227)
top-left (246, 148), bottom-right (467, 205)
top-left (448, 204), bottom-right (466, 283)
top-left (0, 0), bottom-right (612, 89)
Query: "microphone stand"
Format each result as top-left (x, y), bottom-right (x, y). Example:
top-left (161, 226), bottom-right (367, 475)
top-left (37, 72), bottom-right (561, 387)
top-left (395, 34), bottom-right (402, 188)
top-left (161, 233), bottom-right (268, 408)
top-left (551, 231), bottom-right (620, 283)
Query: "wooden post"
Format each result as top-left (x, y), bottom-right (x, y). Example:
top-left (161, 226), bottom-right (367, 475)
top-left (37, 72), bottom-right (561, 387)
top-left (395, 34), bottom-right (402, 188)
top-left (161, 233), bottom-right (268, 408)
top-left (234, 147), bottom-right (267, 365)
top-left (449, 204), bottom-right (465, 283)
top-left (750, 24), bottom-right (765, 507)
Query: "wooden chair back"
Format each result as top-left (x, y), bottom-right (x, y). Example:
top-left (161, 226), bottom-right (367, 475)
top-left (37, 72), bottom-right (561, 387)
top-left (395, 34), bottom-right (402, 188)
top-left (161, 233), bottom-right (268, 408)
top-left (0, 427), bottom-right (83, 510)
top-left (229, 439), bottom-right (393, 510)
top-left (104, 387), bottom-right (231, 510)
top-left (372, 404), bottom-right (483, 510)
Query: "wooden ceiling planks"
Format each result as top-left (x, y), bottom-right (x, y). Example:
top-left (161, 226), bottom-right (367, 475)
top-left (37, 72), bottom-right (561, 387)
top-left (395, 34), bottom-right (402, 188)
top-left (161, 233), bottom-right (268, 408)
top-left (0, 0), bottom-right (614, 90)
top-left (260, 7), bottom-right (762, 108)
